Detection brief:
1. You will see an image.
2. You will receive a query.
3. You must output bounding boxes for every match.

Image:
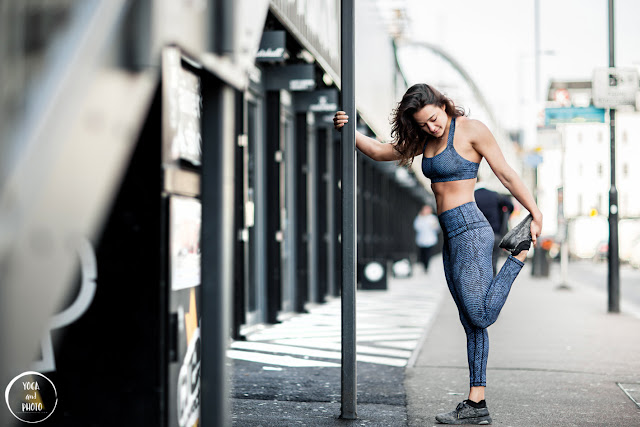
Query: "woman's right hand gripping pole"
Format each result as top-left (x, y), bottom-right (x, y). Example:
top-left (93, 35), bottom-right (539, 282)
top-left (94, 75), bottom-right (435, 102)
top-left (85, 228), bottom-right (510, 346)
top-left (333, 111), bottom-right (349, 131)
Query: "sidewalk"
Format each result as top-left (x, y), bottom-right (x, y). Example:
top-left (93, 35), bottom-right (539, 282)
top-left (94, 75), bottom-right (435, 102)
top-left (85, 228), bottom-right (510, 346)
top-left (230, 264), bottom-right (444, 426)
top-left (406, 259), bottom-right (640, 426)
top-left (230, 256), bottom-right (640, 426)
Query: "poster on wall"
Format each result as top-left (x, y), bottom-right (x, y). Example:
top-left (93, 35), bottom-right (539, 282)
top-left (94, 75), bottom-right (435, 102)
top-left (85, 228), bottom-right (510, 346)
top-left (163, 47), bottom-right (203, 167)
top-left (168, 195), bottom-right (202, 427)
top-left (175, 287), bottom-right (200, 427)
top-left (170, 196), bottom-right (201, 290)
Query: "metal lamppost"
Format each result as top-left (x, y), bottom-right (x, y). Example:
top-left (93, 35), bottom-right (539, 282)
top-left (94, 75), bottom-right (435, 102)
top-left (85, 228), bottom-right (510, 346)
top-left (340, 0), bottom-right (358, 419)
top-left (607, 0), bottom-right (620, 313)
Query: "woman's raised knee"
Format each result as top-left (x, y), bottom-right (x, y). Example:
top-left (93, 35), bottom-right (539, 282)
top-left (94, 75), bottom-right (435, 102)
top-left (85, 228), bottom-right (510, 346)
top-left (466, 308), bottom-right (494, 329)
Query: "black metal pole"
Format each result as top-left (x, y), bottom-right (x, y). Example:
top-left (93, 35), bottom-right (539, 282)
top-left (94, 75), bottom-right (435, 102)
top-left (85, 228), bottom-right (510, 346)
top-left (201, 78), bottom-right (235, 427)
top-left (531, 0), bottom-right (540, 276)
top-left (607, 0), bottom-right (620, 313)
top-left (534, 0), bottom-right (540, 104)
top-left (340, 0), bottom-right (357, 420)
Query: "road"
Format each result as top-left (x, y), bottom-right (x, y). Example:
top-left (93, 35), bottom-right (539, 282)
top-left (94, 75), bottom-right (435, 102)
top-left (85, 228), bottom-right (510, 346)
top-left (547, 257), bottom-right (640, 309)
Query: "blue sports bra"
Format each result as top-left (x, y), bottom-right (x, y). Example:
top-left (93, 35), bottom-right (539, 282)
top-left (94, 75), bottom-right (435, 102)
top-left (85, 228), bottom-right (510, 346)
top-left (421, 118), bottom-right (480, 183)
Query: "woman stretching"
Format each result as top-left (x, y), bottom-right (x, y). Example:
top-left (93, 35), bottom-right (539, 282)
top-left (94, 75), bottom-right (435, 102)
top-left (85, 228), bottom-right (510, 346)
top-left (334, 83), bottom-right (542, 425)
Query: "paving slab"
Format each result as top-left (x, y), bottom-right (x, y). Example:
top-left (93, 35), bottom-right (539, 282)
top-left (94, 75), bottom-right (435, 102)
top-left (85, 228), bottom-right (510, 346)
top-left (406, 263), bottom-right (640, 426)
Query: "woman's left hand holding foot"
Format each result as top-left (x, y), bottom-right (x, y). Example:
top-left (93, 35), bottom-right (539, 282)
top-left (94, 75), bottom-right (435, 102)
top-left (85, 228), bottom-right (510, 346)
top-left (530, 214), bottom-right (543, 247)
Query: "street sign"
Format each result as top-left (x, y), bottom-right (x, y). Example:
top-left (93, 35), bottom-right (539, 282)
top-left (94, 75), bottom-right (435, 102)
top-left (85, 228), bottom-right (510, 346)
top-left (256, 31), bottom-right (287, 62)
top-left (592, 67), bottom-right (638, 109)
top-left (294, 89), bottom-right (338, 113)
top-left (524, 153), bottom-right (543, 168)
top-left (264, 64), bottom-right (316, 91)
top-left (544, 106), bottom-right (606, 126)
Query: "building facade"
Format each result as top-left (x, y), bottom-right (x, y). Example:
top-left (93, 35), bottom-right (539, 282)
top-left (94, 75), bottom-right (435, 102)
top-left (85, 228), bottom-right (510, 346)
top-left (0, 1), bottom-right (432, 426)
top-left (537, 81), bottom-right (640, 259)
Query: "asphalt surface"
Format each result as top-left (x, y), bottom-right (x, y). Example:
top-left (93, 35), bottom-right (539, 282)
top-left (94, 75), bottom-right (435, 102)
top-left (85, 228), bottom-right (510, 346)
top-left (230, 254), bottom-right (640, 426)
top-left (557, 258), bottom-right (640, 309)
top-left (230, 265), bottom-right (444, 426)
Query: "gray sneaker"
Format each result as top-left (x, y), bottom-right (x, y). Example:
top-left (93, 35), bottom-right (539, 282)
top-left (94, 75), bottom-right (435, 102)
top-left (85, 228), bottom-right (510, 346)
top-left (435, 400), bottom-right (492, 425)
top-left (499, 213), bottom-right (533, 256)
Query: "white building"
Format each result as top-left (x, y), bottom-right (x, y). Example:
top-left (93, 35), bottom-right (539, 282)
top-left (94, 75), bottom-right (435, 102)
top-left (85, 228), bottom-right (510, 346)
top-left (536, 99), bottom-right (640, 258)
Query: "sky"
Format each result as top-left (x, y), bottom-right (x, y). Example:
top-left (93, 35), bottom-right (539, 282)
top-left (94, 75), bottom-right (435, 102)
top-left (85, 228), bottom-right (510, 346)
top-left (394, 0), bottom-right (640, 147)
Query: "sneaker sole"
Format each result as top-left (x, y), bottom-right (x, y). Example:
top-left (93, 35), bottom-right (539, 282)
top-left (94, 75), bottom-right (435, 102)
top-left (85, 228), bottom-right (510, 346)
top-left (435, 415), bottom-right (492, 425)
top-left (499, 214), bottom-right (532, 251)
top-left (511, 240), bottom-right (531, 256)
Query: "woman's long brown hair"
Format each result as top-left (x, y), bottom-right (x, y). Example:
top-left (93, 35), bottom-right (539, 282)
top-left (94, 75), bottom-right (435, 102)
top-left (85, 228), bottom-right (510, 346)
top-left (390, 84), bottom-right (466, 166)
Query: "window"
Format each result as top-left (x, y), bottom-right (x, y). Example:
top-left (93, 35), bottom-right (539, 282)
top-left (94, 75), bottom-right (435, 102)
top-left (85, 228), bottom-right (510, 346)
top-left (578, 194), bottom-right (583, 215)
top-left (597, 194), bottom-right (602, 211)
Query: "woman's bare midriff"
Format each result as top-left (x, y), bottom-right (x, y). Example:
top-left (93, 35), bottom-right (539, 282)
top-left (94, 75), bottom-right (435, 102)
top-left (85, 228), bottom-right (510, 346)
top-left (432, 178), bottom-right (478, 215)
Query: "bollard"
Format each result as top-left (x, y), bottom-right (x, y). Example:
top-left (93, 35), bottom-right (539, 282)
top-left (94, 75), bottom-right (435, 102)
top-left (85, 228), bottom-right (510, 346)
top-left (531, 239), bottom-right (551, 277)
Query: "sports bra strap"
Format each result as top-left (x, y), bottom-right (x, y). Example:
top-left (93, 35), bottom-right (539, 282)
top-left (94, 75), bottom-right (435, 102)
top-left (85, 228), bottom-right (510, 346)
top-left (422, 117), bottom-right (456, 155)
top-left (447, 117), bottom-right (456, 147)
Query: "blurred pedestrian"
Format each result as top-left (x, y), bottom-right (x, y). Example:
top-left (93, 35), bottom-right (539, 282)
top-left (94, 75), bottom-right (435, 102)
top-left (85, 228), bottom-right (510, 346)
top-left (334, 83), bottom-right (542, 425)
top-left (413, 205), bottom-right (439, 272)
top-left (474, 178), bottom-right (514, 276)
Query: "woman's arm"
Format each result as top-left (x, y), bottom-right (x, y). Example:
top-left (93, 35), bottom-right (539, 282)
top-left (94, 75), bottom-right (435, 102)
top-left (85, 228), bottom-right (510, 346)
top-left (468, 120), bottom-right (543, 244)
top-left (355, 132), bottom-right (402, 161)
top-left (334, 111), bottom-right (402, 162)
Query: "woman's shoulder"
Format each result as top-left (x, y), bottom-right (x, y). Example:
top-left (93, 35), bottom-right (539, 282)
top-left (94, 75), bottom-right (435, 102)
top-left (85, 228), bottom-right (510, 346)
top-left (455, 117), bottom-right (494, 143)
top-left (455, 116), bottom-right (489, 133)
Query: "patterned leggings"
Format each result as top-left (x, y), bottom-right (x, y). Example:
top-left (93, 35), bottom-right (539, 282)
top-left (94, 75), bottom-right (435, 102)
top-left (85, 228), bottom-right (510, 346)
top-left (438, 202), bottom-right (524, 387)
